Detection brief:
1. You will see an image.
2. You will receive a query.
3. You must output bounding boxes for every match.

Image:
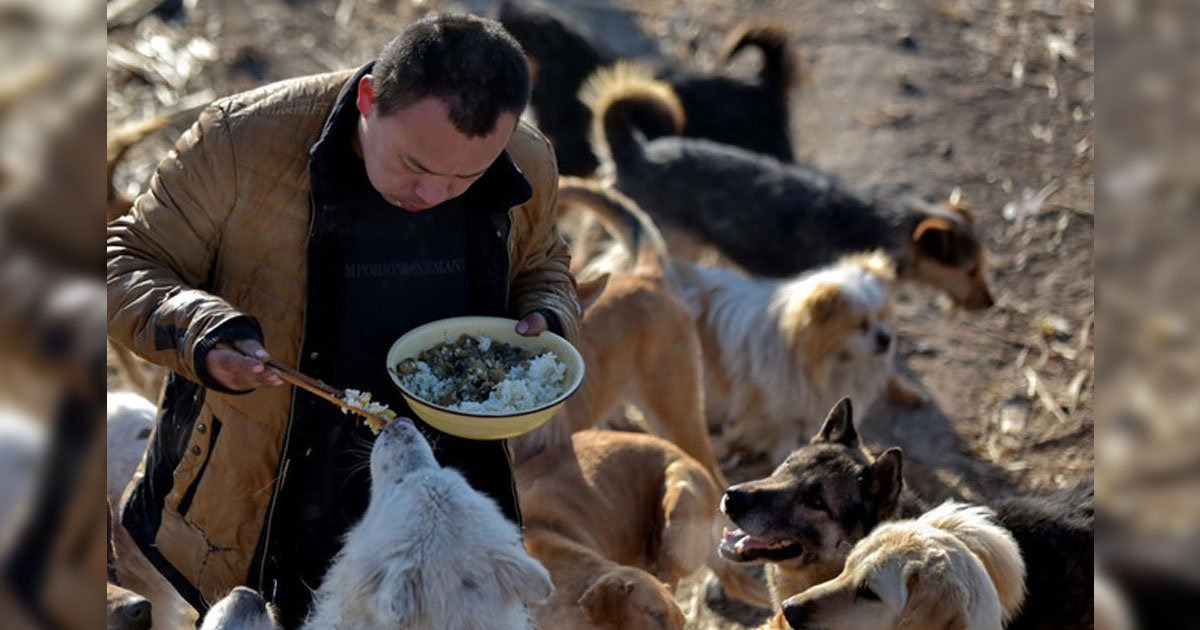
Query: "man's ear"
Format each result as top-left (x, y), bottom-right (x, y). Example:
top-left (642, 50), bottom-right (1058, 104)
top-left (811, 398), bottom-right (858, 447)
top-left (356, 75), bottom-right (377, 117)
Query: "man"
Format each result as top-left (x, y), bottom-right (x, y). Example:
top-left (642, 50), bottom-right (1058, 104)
top-left (107, 14), bottom-right (579, 626)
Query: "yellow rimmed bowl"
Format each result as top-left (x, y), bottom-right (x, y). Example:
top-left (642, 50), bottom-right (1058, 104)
top-left (385, 316), bottom-right (584, 440)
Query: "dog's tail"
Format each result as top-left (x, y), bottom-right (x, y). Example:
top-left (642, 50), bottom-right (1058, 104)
top-left (921, 501), bottom-right (1028, 623)
top-left (556, 176), bottom-right (671, 279)
top-left (719, 22), bottom-right (801, 103)
top-left (580, 61), bottom-right (684, 174)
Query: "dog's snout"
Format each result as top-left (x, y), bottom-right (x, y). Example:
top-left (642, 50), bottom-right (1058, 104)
top-left (721, 488), bottom-right (750, 519)
top-left (874, 329), bottom-right (892, 353)
top-left (782, 599), bottom-right (813, 629)
top-left (120, 598), bottom-right (152, 628)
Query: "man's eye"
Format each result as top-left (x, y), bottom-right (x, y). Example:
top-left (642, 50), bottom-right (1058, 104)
top-left (856, 585), bottom-right (880, 601)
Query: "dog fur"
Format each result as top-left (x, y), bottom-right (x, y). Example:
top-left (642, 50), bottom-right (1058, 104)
top-left (517, 430), bottom-right (730, 628)
top-left (781, 501), bottom-right (1026, 630)
top-left (108, 500), bottom-right (153, 630)
top-left (495, 0), bottom-right (797, 175)
top-left (303, 418), bottom-right (553, 629)
top-left (722, 400), bottom-right (1095, 628)
top-left (107, 582), bottom-right (153, 630)
top-left (513, 177), bottom-right (725, 488)
top-left (106, 390), bottom-right (155, 505)
top-left (200, 587), bottom-right (281, 630)
top-left (583, 67), bottom-right (993, 310)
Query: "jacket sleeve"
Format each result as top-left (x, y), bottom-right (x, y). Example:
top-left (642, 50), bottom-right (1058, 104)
top-left (506, 125), bottom-right (582, 342)
top-left (106, 104), bottom-right (262, 388)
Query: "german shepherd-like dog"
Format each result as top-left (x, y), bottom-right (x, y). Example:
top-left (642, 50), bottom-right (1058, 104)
top-left (495, 0), bottom-right (798, 175)
top-left (583, 66), bottom-right (994, 310)
top-left (721, 399), bottom-right (1094, 629)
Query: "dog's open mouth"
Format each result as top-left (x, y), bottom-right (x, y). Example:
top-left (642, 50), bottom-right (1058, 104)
top-left (720, 527), bottom-right (804, 562)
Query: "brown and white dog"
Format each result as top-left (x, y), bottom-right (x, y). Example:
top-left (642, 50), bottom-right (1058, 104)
top-left (518, 430), bottom-right (731, 629)
top-left (681, 249), bottom-right (922, 463)
top-left (781, 501), bottom-right (1027, 630)
top-left (557, 181), bottom-right (922, 464)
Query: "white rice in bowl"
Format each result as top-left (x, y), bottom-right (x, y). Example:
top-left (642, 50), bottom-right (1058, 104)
top-left (393, 334), bottom-right (568, 415)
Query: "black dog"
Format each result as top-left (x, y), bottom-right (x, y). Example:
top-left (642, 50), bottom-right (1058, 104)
top-left (587, 73), bottom-right (995, 310)
top-left (722, 399), bottom-right (1094, 628)
top-left (495, 0), bottom-right (797, 175)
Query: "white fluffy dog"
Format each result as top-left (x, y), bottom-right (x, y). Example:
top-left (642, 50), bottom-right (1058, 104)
top-left (680, 252), bottom-right (914, 464)
top-left (199, 419), bottom-right (553, 630)
top-left (0, 407), bottom-right (45, 541)
top-left (200, 587), bottom-right (280, 630)
top-left (302, 418), bottom-right (553, 629)
top-left (782, 501), bottom-right (1027, 630)
top-left (106, 391), bottom-right (156, 504)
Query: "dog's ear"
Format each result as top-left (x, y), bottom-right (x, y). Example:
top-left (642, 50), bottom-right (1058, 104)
top-left (912, 217), bottom-right (961, 265)
top-left (577, 574), bottom-right (632, 625)
top-left (805, 282), bottom-right (845, 324)
top-left (866, 448), bottom-right (904, 516)
top-left (348, 562), bottom-right (419, 627)
top-left (811, 398), bottom-right (858, 447)
top-left (920, 502), bottom-right (1027, 623)
top-left (489, 545), bottom-right (554, 606)
top-left (576, 273), bottom-right (611, 312)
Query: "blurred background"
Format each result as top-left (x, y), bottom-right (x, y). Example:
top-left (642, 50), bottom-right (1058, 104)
top-left (0, 0), bottom-right (1186, 626)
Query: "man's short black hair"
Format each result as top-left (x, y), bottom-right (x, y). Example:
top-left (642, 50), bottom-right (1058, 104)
top-left (373, 13), bottom-right (531, 137)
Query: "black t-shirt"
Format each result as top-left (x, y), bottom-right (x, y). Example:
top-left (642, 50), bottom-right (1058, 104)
top-left (328, 143), bottom-right (471, 397)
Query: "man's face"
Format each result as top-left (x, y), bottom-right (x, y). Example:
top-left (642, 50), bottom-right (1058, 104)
top-left (354, 75), bottom-right (518, 212)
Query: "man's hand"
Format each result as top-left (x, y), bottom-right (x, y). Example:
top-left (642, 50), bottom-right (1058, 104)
top-left (515, 311), bottom-right (548, 337)
top-left (204, 338), bottom-right (284, 391)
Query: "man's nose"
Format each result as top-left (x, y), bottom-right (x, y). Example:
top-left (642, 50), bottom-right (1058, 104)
top-left (414, 179), bottom-right (448, 207)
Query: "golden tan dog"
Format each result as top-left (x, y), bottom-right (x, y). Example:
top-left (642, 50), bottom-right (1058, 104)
top-left (518, 430), bottom-right (727, 628)
top-left (513, 178), bottom-right (724, 488)
top-left (781, 501), bottom-right (1027, 630)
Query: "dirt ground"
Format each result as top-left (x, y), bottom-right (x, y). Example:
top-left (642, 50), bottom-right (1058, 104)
top-left (108, 0), bottom-right (1093, 627)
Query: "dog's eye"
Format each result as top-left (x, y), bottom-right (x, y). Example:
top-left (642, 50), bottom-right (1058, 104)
top-left (805, 492), bottom-right (827, 512)
top-left (856, 585), bottom-right (880, 602)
